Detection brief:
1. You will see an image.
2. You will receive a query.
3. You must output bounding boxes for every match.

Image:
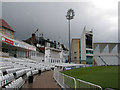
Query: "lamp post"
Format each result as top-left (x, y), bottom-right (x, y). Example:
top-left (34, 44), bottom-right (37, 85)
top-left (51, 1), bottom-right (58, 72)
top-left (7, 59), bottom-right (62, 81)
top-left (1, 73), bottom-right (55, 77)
top-left (66, 9), bottom-right (75, 64)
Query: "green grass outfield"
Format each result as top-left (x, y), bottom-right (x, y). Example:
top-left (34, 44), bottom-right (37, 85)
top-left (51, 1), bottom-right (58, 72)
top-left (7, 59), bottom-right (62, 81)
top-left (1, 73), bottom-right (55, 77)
top-left (62, 66), bottom-right (119, 89)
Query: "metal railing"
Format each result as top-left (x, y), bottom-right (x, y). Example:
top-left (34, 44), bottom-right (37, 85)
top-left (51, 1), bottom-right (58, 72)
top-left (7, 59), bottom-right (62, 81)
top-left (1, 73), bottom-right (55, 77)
top-left (54, 67), bottom-right (76, 89)
top-left (76, 79), bottom-right (102, 89)
top-left (54, 67), bottom-right (102, 90)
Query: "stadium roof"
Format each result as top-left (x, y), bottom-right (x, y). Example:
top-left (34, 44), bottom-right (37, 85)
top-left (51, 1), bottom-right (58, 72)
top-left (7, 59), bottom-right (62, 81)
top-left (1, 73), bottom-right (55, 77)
top-left (94, 42), bottom-right (119, 44)
top-left (0, 19), bottom-right (15, 32)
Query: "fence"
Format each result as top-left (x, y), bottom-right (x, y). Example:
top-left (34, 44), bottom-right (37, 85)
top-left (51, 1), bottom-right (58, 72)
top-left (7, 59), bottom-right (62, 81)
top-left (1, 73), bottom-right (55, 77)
top-left (54, 67), bottom-right (102, 90)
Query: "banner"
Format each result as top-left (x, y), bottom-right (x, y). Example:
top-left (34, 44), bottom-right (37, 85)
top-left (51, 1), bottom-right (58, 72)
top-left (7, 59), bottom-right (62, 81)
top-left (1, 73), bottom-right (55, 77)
top-left (1, 36), bottom-right (13, 45)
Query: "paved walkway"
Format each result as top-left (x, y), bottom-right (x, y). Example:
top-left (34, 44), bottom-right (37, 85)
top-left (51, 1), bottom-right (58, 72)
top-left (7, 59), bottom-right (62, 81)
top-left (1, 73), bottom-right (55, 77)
top-left (22, 70), bottom-right (60, 89)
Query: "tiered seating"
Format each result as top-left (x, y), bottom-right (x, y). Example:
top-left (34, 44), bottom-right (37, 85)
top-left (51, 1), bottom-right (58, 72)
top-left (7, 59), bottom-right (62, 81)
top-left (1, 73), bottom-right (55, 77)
top-left (45, 66), bottom-right (51, 71)
top-left (101, 56), bottom-right (118, 65)
top-left (0, 66), bottom-right (14, 72)
top-left (94, 56), bottom-right (105, 65)
top-left (40, 67), bottom-right (45, 72)
top-left (32, 70), bottom-right (38, 75)
top-left (5, 77), bottom-right (24, 89)
top-left (0, 73), bottom-right (14, 88)
top-left (16, 70), bottom-right (26, 78)
top-left (24, 68), bottom-right (32, 73)
top-left (26, 71), bottom-right (32, 79)
top-left (0, 56), bottom-right (55, 89)
top-left (94, 56), bottom-right (119, 66)
top-left (6, 68), bottom-right (21, 74)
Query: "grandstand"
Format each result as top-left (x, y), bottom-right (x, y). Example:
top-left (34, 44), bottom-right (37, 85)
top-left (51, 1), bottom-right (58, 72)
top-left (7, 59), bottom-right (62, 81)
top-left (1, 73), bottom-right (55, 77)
top-left (94, 56), bottom-right (118, 66)
top-left (94, 43), bottom-right (119, 66)
top-left (0, 57), bottom-right (55, 89)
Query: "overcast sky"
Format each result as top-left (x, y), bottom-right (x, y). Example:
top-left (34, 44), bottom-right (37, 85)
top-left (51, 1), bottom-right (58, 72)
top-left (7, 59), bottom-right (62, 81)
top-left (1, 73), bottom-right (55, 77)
top-left (1, 0), bottom-right (119, 47)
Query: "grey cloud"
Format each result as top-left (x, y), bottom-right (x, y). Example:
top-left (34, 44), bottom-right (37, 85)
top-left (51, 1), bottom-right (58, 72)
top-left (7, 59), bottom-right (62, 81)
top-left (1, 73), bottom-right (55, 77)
top-left (2, 2), bottom-right (118, 47)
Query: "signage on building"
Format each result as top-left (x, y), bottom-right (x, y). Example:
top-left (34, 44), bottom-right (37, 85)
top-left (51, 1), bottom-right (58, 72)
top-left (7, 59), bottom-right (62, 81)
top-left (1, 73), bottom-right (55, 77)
top-left (14, 42), bottom-right (19, 46)
top-left (1, 35), bottom-right (36, 51)
top-left (1, 36), bottom-right (13, 45)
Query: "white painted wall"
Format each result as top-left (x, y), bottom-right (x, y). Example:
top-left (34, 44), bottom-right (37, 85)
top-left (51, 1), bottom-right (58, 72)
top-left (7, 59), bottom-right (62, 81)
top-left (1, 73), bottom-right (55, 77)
top-left (45, 47), bottom-right (68, 64)
top-left (81, 29), bottom-right (86, 61)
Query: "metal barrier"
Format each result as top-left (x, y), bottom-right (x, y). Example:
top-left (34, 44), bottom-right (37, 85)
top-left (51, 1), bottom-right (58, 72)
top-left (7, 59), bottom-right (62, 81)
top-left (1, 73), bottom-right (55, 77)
top-left (76, 79), bottom-right (102, 89)
top-left (54, 67), bottom-right (102, 90)
top-left (54, 67), bottom-right (76, 89)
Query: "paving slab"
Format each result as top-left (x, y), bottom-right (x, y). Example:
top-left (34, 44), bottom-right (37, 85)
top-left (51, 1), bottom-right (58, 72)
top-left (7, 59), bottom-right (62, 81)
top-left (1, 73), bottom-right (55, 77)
top-left (22, 70), bottom-right (60, 89)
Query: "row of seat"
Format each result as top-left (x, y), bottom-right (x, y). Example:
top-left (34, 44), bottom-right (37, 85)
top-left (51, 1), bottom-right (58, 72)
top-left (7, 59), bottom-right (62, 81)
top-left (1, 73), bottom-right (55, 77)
top-left (6, 68), bottom-right (21, 74)
top-left (0, 66), bottom-right (14, 72)
top-left (5, 77), bottom-right (24, 89)
top-left (0, 73), bottom-right (14, 88)
top-left (0, 57), bottom-right (56, 89)
top-left (16, 70), bottom-right (26, 78)
top-left (26, 71), bottom-right (32, 79)
top-left (26, 70), bottom-right (40, 79)
top-left (32, 70), bottom-right (38, 75)
top-left (94, 56), bottom-right (119, 66)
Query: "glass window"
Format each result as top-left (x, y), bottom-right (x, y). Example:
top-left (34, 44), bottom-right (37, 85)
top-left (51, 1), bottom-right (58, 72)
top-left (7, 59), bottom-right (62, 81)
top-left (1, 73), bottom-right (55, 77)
top-left (86, 56), bottom-right (93, 64)
top-left (86, 50), bottom-right (93, 54)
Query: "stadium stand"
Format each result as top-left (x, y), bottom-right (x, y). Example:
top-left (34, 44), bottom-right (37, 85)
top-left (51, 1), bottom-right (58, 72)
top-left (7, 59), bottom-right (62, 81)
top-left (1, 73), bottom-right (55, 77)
top-left (0, 57), bottom-right (55, 89)
top-left (94, 56), bottom-right (118, 66)
top-left (101, 56), bottom-right (118, 65)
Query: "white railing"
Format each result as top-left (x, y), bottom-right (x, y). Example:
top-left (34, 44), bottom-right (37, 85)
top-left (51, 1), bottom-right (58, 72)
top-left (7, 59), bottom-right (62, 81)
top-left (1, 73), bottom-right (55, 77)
top-left (54, 67), bottom-right (76, 89)
top-left (54, 67), bottom-right (102, 89)
top-left (76, 79), bottom-right (102, 89)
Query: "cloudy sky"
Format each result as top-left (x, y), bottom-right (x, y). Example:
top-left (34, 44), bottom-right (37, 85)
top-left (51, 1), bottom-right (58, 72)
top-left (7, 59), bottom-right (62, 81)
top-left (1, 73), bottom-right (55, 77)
top-left (1, 0), bottom-right (119, 47)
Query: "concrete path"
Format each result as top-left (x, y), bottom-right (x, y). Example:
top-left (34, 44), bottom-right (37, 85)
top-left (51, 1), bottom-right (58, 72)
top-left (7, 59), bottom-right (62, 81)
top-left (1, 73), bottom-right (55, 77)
top-left (22, 70), bottom-right (60, 89)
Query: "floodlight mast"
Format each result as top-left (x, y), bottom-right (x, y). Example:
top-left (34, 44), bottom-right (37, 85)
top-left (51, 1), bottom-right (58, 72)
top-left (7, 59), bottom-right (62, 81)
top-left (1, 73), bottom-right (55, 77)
top-left (66, 9), bottom-right (75, 64)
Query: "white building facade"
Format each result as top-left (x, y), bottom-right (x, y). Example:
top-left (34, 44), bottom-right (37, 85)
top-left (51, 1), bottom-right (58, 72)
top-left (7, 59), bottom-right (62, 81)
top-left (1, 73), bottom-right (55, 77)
top-left (45, 46), bottom-right (68, 64)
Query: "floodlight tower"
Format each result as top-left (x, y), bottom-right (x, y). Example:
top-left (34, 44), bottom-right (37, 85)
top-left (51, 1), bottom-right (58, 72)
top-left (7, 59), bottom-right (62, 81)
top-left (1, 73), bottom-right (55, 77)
top-left (66, 9), bottom-right (75, 63)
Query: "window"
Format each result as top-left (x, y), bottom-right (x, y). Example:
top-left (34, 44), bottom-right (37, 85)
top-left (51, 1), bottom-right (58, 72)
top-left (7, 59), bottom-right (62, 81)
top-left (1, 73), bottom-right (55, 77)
top-left (74, 57), bottom-right (77, 60)
top-left (74, 51), bottom-right (77, 54)
top-left (86, 34), bottom-right (93, 48)
top-left (86, 56), bottom-right (93, 64)
top-left (86, 50), bottom-right (93, 54)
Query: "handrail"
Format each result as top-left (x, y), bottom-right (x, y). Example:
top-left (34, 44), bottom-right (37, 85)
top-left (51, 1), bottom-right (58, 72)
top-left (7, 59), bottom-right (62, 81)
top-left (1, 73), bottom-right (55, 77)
top-left (54, 67), bottom-right (103, 90)
top-left (62, 73), bottom-right (76, 89)
top-left (77, 79), bottom-right (103, 90)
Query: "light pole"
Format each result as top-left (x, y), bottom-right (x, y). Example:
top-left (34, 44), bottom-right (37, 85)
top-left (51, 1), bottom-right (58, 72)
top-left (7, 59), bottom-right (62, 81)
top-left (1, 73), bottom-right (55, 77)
top-left (66, 9), bottom-right (75, 64)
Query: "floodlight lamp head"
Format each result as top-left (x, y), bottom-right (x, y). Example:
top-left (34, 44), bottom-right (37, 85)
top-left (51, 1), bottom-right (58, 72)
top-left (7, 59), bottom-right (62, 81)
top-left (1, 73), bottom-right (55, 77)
top-left (66, 8), bottom-right (75, 20)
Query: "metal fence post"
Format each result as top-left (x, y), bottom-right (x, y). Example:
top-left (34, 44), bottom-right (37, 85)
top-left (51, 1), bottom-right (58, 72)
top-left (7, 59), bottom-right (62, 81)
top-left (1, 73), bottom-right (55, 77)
top-left (74, 78), bottom-right (76, 90)
top-left (63, 74), bottom-right (64, 87)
